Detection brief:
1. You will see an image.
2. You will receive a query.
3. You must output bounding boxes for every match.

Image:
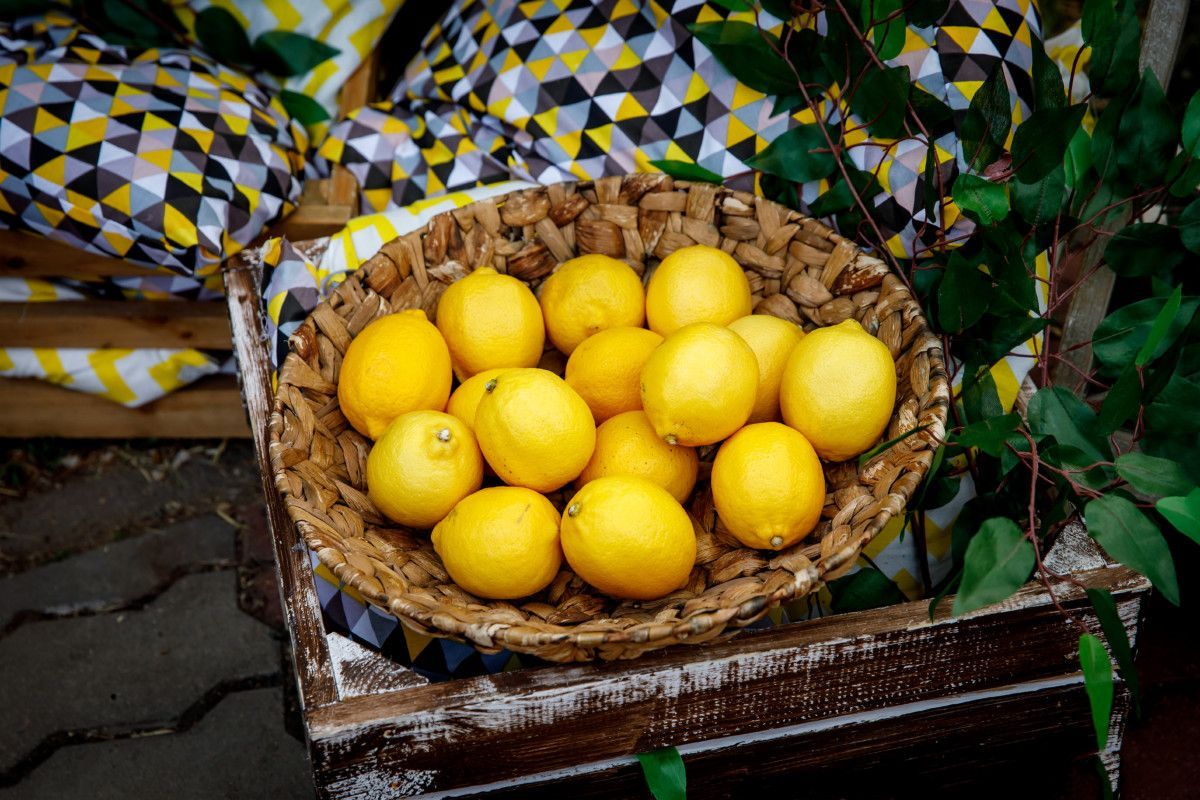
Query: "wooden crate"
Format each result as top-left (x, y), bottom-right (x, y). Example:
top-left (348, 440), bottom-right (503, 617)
top-left (0, 54), bottom-right (378, 439)
top-left (222, 255), bottom-right (1149, 798)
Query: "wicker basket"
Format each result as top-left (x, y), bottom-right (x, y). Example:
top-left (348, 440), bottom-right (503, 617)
top-left (270, 175), bottom-right (950, 662)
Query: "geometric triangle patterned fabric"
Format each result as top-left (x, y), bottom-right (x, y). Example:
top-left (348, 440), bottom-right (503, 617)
top-left (319, 0), bottom-right (1044, 260)
top-left (0, 10), bottom-right (307, 280)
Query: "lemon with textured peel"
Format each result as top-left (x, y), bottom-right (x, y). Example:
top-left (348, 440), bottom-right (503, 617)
top-left (474, 368), bottom-right (597, 492)
top-left (432, 487), bottom-right (562, 600)
top-left (338, 309), bottom-right (452, 440)
top-left (780, 318), bottom-right (897, 461)
top-left (539, 254), bottom-right (646, 354)
top-left (560, 475), bottom-right (696, 600)
top-left (639, 322), bottom-right (758, 446)
top-left (728, 314), bottom-right (804, 423)
top-left (366, 410), bottom-right (484, 529)
top-left (645, 244), bottom-right (752, 335)
top-left (445, 368), bottom-right (513, 432)
top-left (711, 422), bottom-right (826, 550)
top-left (564, 326), bottom-right (662, 423)
top-left (436, 267), bottom-right (545, 379)
top-left (577, 411), bottom-right (699, 503)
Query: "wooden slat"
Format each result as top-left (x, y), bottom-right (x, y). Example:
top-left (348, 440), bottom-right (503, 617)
top-left (306, 561), bottom-right (1148, 796)
top-left (448, 679), bottom-right (1109, 799)
top-left (0, 375), bottom-right (249, 438)
top-left (222, 259), bottom-right (340, 710)
top-left (1051, 0), bottom-right (1188, 390)
top-left (272, 203), bottom-right (356, 241)
top-left (0, 300), bottom-right (231, 349)
top-left (0, 231), bottom-right (168, 279)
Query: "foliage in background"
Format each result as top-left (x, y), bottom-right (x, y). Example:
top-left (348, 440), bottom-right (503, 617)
top-left (648, 0), bottom-right (1200, 791)
top-left (0, 0), bottom-right (338, 128)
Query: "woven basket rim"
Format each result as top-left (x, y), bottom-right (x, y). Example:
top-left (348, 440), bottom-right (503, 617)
top-left (269, 175), bottom-right (950, 661)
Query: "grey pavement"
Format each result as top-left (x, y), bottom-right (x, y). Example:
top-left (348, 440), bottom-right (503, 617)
top-left (0, 442), bottom-right (312, 798)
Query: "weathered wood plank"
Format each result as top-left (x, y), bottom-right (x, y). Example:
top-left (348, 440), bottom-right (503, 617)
top-left (0, 231), bottom-right (169, 278)
top-left (307, 563), bottom-right (1148, 795)
top-left (400, 678), bottom-right (1108, 800)
top-left (222, 259), bottom-right (340, 710)
top-left (0, 375), bottom-right (249, 438)
top-left (0, 300), bottom-right (231, 349)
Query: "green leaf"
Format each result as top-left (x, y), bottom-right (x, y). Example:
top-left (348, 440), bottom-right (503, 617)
top-left (710, 0), bottom-right (754, 10)
top-left (1137, 285), bottom-right (1183, 366)
top-left (953, 518), bottom-right (1035, 615)
top-left (253, 30), bottom-right (340, 78)
top-left (195, 7), bottom-right (252, 67)
top-left (278, 90), bottom-right (331, 127)
top-left (808, 167), bottom-right (879, 216)
top-left (1095, 363), bottom-right (1141, 435)
top-left (962, 367), bottom-right (1003, 424)
top-left (760, 0), bottom-right (794, 21)
top-left (827, 567), bottom-right (908, 613)
top-left (953, 413), bottom-right (1022, 457)
top-left (937, 256), bottom-right (991, 333)
top-left (1086, 588), bottom-right (1141, 713)
top-left (1045, 445), bottom-right (1114, 492)
top-left (857, 424), bottom-right (930, 468)
top-left (961, 66), bottom-right (1011, 170)
top-left (1116, 71), bottom-right (1178, 185)
top-left (1157, 489), bottom-right (1200, 545)
top-left (861, 0), bottom-right (905, 61)
top-left (1170, 159), bottom-right (1200, 198)
top-left (1030, 42), bottom-right (1067, 110)
top-left (637, 748), bottom-right (686, 800)
top-left (1179, 197), bottom-right (1200, 254)
top-left (1090, 94), bottom-right (1124, 182)
top-left (1104, 224), bottom-right (1184, 279)
top-left (907, 0), bottom-right (950, 27)
top-left (1087, 1), bottom-right (1140, 98)
top-left (850, 65), bottom-right (910, 139)
top-left (963, 312), bottom-right (1048, 367)
top-left (909, 86), bottom-right (955, 136)
top-left (1115, 453), bottom-right (1194, 497)
top-left (649, 160), bottom-right (723, 184)
top-left (1183, 92), bottom-right (1200, 158)
top-left (0, 0), bottom-right (48, 15)
top-left (1063, 126), bottom-right (1093, 189)
top-left (1085, 494), bottom-right (1180, 605)
top-left (1079, 632), bottom-right (1114, 750)
top-left (1093, 295), bottom-right (1200, 377)
top-left (1011, 164), bottom-right (1066, 225)
top-left (1011, 105), bottom-right (1086, 182)
top-left (1027, 386), bottom-right (1108, 462)
top-left (952, 173), bottom-right (1008, 225)
top-left (689, 22), bottom-right (795, 96)
top-left (90, 0), bottom-right (177, 48)
top-left (746, 124), bottom-right (836, 182)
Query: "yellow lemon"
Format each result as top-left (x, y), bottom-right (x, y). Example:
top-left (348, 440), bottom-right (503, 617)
top-left (445, 368), bottom-right (513, 432)
top-left (577, 411), bottom-right (699, 503)
top-left (475, 368), bottom-right (597, 492)
top-left (645, 244), bottom-right (753, 335)
top-left (564, 326), bottom-right (663, 423)
top-left (561, 475), bottom-right (696, 600)
top-left (639, 322), bottom-right (758, 446)
top-left (436, 267), bottom-right (545, 379)
top-left (711, 422), bottom-right (826, 550)
top-left (728, 314), bottom-right (804, 423)
top-left (366, 411), bottom-right (484, 529)
top-left (432, 487), bottom-right (562, 599)
top-left (780, 318), bottom-right (897, 461)
top-left (338, 310), bottom-right (452, 440)
top-left (539, 254), bottom-right (646, 354)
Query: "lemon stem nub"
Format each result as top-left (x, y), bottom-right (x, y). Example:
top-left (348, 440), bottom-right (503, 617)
top-left (567, 503), bottom-right (581, 517)
top-left (484, 378), bottom-right (498, 393)
top-left (770, 536), bottom-right (784, 548)
top-left (664, 434), bottom-right (677, 446)
top-left (436, 427), bottom-right (451, 442)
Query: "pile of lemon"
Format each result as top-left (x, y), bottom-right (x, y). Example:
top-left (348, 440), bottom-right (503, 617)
top-left (337, 245), bottom-right (896, 602)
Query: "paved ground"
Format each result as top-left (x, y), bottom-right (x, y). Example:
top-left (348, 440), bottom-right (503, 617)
top-left (0, 441), bottom-right (311, 798)
top-left (0, 438), bottom-right (1197, 798)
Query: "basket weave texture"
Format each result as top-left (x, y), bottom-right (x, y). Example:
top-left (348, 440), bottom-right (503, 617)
top-left (271, 175), bottom-right (950, 662)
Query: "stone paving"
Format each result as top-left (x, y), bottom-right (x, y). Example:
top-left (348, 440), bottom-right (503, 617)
top-left (0, 442), bottom-right (312, 798)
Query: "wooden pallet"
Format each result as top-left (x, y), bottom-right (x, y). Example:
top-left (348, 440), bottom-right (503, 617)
top-left (223, 252), bottom-right (1149, 798)
top-left (0, 51), bottom-right (378, 439)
